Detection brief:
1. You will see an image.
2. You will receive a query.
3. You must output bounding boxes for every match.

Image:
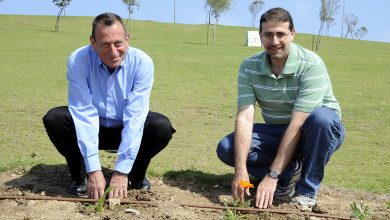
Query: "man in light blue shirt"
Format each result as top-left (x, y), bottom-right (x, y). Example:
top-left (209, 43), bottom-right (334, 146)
top-left (43, 13), bottom-right (175, 199)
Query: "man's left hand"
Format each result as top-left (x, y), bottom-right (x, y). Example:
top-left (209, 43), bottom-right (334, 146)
top-left (109, 171), bottom-right (128, 199)
top-left (255, 175), bottom-right (278, 209)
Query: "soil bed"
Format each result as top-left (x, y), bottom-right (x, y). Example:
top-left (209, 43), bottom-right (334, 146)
top-left (0, 164), bottom-right (389, 219)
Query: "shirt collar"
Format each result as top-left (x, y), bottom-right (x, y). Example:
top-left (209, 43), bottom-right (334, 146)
top-left (283, 43), bottom-right (298, 75)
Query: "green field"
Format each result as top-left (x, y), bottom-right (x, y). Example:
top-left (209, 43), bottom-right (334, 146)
top-left (0, 15), bottom-right (389, 194)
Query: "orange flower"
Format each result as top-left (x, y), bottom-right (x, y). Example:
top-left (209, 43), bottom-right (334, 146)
top-left (239, 179), bottom-right (254, 189)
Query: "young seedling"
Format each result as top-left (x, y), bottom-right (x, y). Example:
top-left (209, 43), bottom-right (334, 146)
top-left (79, 187), bottom-right (112, 214)
top-left (238, 179), bottom-right (254, 208)
top-left (222, 199), bottom-right (250, 220)
top-left (223, 207), bottom-right (248, 220)
top-left (95, 187), bottom-right (112, 212)
top-left (221, 179), bottom-right (255, 220)
top-left (385, 200), bottom-right (390, 209)
top-left (351, 200), bottom-right (370, 220)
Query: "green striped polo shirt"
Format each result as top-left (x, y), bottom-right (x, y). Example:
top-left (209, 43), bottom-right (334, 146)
top-left (237, 43), bottom-right (341, 125)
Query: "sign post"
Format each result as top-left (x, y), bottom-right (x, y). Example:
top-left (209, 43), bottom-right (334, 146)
top-left (247, 31), bottom-right (262, 47)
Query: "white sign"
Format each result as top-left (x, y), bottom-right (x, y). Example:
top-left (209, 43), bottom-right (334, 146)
top-left (247, 31), bottom-right (262, 47)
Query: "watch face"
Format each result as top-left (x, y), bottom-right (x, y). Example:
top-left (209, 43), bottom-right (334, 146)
top-left (270, 170), bottom-right (279, 179)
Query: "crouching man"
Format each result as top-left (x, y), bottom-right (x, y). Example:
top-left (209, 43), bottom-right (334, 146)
top-left (216, 8), bottom-right (344, 210)
top-left (43, 12), bottom-right (175, 199)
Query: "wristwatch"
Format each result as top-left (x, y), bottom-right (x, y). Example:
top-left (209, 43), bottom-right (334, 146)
top-left (268, 170), bottom-right (280, 179)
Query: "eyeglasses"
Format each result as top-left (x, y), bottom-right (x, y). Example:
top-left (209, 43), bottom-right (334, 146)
top-left (261, 31), bottom-right (291, 40)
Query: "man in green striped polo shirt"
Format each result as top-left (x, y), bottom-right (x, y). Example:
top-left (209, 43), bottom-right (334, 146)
top-left (216, 7), bottom-right (345, 210)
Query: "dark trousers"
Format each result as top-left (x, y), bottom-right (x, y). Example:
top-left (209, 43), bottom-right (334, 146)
top-left (42, 106), bottom-right (176, 182)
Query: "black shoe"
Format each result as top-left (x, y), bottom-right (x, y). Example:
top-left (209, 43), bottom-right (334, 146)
top-left (129, 177), bottom-right (151, 190)
top-left (68, 177), bottom-right (88, 196)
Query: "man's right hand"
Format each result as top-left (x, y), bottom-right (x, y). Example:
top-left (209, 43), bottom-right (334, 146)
top-left (232, 171), bottom-right (251, 203)
top-left (88, 170), bottom-right (106, 199)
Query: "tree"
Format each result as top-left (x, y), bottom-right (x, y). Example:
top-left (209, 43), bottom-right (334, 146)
top-left (344, 13), bottom-right (358, 39)
top-left (53, 0), bottom-right (71, 32)
top-left (205, 3), bottom-right (213, 45)
top-left (205, 0), bottom-right (232, 44)
top-left (354, 26), bottom-right (368, 40)
top-left (248, 0), bottom-right (264, 28)
top-left (315, 0), bottom-right (340, 50)
top-left (122, 0), bottom-right (140, 32)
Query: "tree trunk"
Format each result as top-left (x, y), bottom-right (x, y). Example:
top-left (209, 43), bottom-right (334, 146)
top-left (315, 21), bottom-right (324, 51)
top-left (317, 33), bottom-right (322, 51)
top-left (54, 7), bottom-right (64, 32)
top-left (206, 10), bottom-right (211, 45)
top-left (341, 0), bottom-right (345, 38)
top-left (54, 15), bottom-right (59, 32)
top-left (213, 22), bottom-right (217, 45)
top-left (128, 13), bottom-right (131, 33)
top-left (126, 4), bottom-right (131, 33)
top-left (173, 0), bottom-right (176, 24)
top-left (344, 28), bottom-right (349, 38)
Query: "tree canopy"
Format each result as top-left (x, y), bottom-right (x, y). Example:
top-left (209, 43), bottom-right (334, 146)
top-left (248, 0), bottom-right (264, 28)
top-left (353, 26), bottom-right (367, 40)
top-left (344, 13), bottom-right (358, 38)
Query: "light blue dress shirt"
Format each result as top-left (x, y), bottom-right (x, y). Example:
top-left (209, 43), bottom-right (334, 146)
top-left (67, 45), bottom-right (154, 174)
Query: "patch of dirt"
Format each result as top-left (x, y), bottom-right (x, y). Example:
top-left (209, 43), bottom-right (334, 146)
top-left (0, 164), bottom-right (389, 219)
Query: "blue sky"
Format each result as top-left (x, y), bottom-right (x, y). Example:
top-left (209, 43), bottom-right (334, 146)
top-left (0, 0), bottom-right (388, 43)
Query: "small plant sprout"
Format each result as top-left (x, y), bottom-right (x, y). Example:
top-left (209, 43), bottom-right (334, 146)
top-left (95, 187), bottom-right (112, 212)
top-left (223, 208), bottom-right (248, 220)
top-left (222, 199), bottom-right (249, 220)
top-left (385, 200), bottom-right (390, 209)
top-left (351, 200), bottom-right (370, 220)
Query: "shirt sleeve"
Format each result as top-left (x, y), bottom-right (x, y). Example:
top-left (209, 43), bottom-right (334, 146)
top-left (237, 60), bottom-right (256, 107)
top-left (67, 53), bottom-right (101, 173)
top-left (294, 62), bottom-right (330, 113)
top-left (114, 57), bottom-right (154, 174)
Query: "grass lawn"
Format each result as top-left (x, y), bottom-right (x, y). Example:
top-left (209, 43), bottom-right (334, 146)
top-left (0, 15), bottom-right (389, 194)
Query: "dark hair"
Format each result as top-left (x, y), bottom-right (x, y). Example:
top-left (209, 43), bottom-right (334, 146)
top-left (91, 12), bottom-right (127, 40)
top-left (259, 7), bottom-right (294, 32)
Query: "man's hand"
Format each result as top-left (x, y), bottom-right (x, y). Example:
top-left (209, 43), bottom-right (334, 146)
top-left (88, 170), bottom-right (106, 199)
top-left (109, 171), bottom-right (128, 199)
top-left (232, 172), bottom-right (251, 203)
top-left (255, 175), bottom-right (277, 209)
